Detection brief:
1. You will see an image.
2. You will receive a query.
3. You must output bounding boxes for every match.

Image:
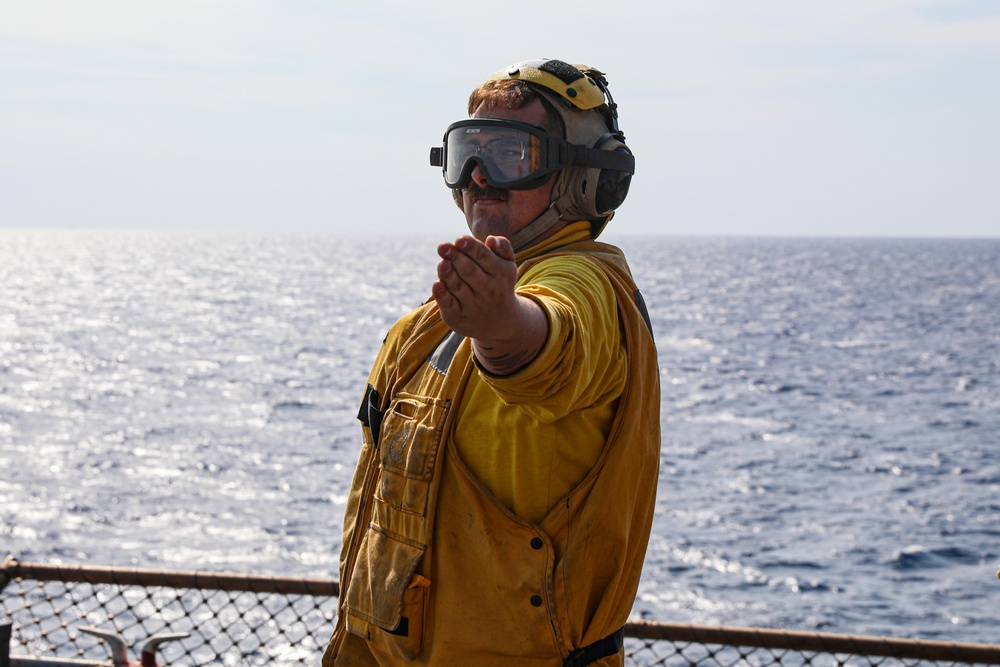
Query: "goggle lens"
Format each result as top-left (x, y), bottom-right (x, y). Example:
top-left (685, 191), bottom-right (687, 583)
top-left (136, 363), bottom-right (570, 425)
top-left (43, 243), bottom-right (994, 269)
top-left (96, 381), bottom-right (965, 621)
top-left (439, 120), bottom-right (557, 190)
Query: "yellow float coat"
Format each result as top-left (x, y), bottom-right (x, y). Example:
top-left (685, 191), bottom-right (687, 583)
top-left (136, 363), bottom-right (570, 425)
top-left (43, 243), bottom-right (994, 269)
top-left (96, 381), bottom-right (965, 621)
top-left (324, 231), bottom-right (660, 666)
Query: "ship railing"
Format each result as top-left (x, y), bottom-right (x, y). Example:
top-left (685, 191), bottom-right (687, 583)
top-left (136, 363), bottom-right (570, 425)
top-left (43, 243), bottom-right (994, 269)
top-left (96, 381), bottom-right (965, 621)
top-left (3, 556), bottom-right (999, 667)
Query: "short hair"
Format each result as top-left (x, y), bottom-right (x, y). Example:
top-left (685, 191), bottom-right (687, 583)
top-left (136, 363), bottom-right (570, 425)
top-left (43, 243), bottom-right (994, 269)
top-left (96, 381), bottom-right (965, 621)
top-left (467, 79), bottom-right (566, 138)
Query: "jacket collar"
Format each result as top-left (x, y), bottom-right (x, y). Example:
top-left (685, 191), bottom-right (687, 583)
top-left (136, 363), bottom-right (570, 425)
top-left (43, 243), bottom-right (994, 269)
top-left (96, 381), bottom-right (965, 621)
top-left (513, 221), bottom-right (593, 264)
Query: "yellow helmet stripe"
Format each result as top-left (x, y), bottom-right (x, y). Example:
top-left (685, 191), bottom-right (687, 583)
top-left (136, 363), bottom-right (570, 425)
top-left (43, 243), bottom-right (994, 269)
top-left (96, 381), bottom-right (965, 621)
top-left (487, 59), bottom-right (606, 111)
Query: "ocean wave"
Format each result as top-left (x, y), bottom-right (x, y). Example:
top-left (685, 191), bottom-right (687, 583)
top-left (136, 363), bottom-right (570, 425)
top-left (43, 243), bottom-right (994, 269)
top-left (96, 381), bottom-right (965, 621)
top-left (3, 232), bottom-right (999, 642)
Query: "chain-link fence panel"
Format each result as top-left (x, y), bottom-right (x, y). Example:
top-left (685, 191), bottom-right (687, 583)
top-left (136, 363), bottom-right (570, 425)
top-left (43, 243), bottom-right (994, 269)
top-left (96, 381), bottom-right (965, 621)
top-left (4, 558), bottom-right (999, 667)
top-left (1, 558), bottom-right (337, 665)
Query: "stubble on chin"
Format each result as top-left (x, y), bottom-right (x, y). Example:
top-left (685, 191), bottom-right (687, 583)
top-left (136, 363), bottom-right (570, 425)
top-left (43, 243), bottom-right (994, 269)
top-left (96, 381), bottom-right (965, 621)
top-left (467, 212), bottom-right (513, 242)
top-left (463, 187), bottom-right (512, 241)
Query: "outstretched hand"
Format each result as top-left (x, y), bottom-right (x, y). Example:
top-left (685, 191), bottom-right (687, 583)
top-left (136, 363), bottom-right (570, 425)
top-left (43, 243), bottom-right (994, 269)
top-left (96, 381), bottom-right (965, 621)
top-left (432, 235), bottom-right (547, 375)
top-left (432, 235), bottom-right (517, 338)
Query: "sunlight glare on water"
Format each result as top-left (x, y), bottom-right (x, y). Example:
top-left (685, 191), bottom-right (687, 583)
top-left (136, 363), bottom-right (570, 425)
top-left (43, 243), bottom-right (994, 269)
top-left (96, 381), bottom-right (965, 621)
top-left (2, 230), bottom-right (998, 643)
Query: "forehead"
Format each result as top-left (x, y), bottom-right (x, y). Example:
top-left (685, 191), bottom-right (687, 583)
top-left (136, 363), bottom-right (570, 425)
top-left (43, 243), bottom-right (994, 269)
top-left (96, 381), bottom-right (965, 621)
top-left (471, 98), bottom-right (549, 128)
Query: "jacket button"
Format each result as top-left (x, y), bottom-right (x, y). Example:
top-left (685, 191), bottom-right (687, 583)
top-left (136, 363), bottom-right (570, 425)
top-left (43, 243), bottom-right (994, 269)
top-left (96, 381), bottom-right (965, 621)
top-left (530, 537), bottom-right (543, 550)
top-left (530, 595), bottom-right (543, 607)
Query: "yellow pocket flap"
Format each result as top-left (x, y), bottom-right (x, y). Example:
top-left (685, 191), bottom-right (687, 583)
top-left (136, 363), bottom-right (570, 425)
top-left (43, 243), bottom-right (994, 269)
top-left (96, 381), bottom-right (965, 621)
top-left (344, 524), bottom-right (425, 631)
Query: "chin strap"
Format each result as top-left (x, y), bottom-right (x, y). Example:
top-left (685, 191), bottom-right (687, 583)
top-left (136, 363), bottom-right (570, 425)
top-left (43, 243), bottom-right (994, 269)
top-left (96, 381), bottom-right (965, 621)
top-left (508, 192), bottom-right (573, 253)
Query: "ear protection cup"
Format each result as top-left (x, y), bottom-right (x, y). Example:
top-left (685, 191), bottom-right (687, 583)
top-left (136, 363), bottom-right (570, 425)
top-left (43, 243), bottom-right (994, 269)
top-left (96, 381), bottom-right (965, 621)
top-left (590, 133), bottom-right (633, 216)
top-left (555, 129), bottom-right (632, 232)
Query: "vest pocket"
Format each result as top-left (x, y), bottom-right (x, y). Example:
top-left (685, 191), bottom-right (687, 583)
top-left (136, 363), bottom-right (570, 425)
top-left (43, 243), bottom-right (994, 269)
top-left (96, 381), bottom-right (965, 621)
top-left (343, 391), bottom-right (446, 660)
top-left (376, 392), bottom-right (449, 516)
top-left (363, 573), bottom-right (430, 662)
top-left (343, 524), bottom-right (429, 659)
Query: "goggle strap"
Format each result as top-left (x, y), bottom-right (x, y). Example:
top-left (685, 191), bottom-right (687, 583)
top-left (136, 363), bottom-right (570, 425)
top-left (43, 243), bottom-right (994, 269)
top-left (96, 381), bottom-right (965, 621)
top-left (567, 145), bottom-right (635, 173)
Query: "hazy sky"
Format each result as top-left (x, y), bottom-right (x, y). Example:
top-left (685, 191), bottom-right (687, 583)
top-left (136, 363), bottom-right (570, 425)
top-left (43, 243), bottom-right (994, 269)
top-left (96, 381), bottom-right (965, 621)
top-left (2, 1), bottom-right (998, 237)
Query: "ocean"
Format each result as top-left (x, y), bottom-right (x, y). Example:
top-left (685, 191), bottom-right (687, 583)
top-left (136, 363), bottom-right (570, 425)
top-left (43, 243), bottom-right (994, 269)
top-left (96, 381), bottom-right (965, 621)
top-left (1, 230), bottom-right (998, 644)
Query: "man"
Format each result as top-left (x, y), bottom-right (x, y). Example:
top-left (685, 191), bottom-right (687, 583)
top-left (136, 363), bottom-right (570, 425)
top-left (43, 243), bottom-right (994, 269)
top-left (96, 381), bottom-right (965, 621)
top-left (323, 58), bottom-right (660, 667)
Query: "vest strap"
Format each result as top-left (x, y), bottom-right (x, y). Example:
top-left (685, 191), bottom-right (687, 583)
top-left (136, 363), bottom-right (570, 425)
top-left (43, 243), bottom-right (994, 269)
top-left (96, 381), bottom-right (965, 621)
top-left (563, 627), bottom-right (624, 667)
top-left (357, 384), bottom-right (385, 446)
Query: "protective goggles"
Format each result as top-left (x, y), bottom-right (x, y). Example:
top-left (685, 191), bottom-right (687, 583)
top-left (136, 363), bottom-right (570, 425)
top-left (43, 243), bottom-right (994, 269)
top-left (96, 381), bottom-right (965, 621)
top-left (429, 118), bottom-right (634, 190)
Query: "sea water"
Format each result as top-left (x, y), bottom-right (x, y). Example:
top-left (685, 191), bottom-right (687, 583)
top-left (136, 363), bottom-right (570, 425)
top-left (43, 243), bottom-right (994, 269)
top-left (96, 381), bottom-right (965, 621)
top-left (1, 230), bottom-right (998, 644)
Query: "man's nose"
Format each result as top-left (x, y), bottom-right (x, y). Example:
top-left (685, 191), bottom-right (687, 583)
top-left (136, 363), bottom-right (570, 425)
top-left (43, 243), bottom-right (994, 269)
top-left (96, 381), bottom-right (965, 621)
top-left (470, 163), bottom-right (489, 187)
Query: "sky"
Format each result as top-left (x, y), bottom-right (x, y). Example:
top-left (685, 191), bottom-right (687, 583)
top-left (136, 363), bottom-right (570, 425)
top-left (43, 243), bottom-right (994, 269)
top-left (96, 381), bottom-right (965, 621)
top-left (1, 1), bottom-right (998, 238)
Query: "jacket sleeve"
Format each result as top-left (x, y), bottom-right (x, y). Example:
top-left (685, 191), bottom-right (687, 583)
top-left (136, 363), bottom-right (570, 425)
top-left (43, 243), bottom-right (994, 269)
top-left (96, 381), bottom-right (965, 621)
top-left (478, 254), bottom-right (627, 424)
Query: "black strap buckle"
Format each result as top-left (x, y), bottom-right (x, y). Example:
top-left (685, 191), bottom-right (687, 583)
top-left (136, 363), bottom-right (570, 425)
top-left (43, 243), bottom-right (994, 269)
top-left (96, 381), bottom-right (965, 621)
top-left (357, 384), bottom-right (385, 446)
top-left (563, 626), bottom-right (624, 667)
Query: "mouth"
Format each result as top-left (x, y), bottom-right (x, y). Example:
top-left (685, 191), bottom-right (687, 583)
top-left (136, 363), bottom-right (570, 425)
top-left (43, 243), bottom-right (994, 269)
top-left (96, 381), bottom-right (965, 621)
top-left (472, 196), bottom-right (505, 208)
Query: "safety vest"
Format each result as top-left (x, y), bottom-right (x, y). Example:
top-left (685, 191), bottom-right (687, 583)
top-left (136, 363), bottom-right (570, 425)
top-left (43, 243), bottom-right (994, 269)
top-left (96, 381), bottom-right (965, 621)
top-left (324, 239), bottom-right (660, 667)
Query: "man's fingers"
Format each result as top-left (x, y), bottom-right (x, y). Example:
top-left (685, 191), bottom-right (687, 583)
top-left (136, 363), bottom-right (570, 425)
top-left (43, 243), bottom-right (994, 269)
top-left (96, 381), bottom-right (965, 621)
top-left (432, 279), bottom-right (454, 305)
top-left (437, 241), bottom-right (458, 260)
top-left (446, 246), bottom-right (492, 287)
top-left (453, 234), bottom-right (513, 265)
top-left (486, 235), bottom-right (515, 261)
top-left (437, 258), bottom-right (470, 298)
top-left (432, 277), bottom-right (464, 319)
top-left (432, 235), bottom-right (519, 339)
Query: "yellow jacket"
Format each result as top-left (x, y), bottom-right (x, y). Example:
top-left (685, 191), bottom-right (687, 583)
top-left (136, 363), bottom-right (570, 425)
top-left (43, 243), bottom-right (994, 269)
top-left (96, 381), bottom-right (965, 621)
top-left (454, 232), bottom-right (628, 525)
top-left (324, 234), bottom-right (660, 666)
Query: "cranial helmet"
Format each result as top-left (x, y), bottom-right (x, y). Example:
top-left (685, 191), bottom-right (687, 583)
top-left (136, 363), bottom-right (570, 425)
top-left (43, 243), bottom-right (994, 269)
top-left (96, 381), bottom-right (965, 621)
top-left (431, 58), bottom-right (635, 247)
top-left (491, 60), bottom-right (634, 235)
